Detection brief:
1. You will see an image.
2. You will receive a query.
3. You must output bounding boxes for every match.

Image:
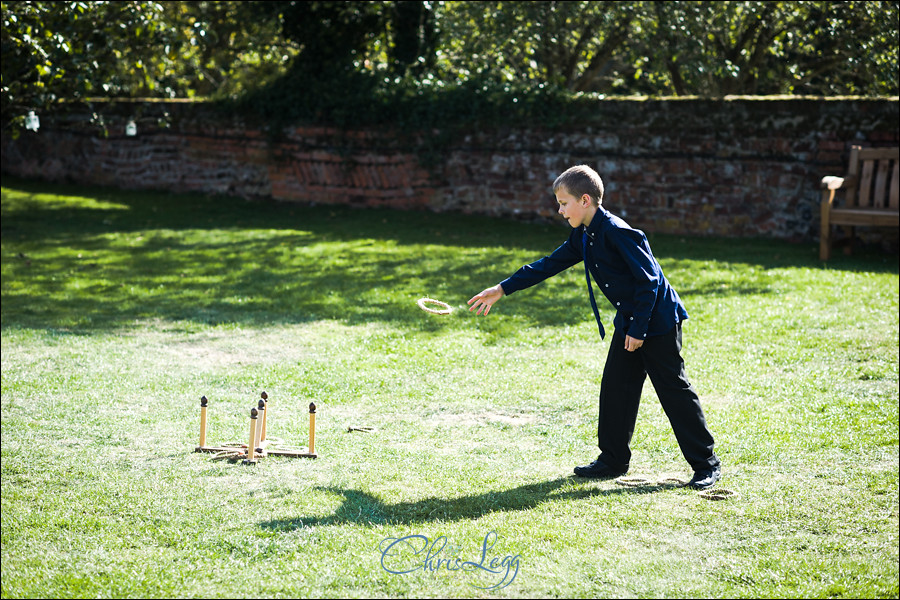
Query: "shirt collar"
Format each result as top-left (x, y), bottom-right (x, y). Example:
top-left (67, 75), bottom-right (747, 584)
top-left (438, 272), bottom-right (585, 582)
top-left (583, 205), bottom-right (609, 239)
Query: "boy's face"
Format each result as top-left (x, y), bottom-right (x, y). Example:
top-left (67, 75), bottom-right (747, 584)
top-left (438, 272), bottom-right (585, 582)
top-left (555, 187), bottom-right (595, 228)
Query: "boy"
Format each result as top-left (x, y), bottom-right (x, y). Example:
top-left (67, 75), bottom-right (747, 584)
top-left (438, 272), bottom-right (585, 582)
top-left (467, 165), bottom-right (721, 489)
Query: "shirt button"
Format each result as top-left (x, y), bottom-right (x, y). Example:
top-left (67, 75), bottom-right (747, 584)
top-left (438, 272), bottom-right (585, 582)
top-left (630, 317), bottom-right (634, 320)
top-left (604, 283), bottom-right (609, 287)
top-left (616, 302), bottom-right (621, 306)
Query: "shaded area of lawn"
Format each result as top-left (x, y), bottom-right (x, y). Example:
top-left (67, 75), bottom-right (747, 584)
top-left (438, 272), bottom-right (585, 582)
top-left (3, 177), bottom-right (896, 334)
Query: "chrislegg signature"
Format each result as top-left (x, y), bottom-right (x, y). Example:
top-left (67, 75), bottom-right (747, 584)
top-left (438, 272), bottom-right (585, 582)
top-left (378, 530), bottom-right (521, 590)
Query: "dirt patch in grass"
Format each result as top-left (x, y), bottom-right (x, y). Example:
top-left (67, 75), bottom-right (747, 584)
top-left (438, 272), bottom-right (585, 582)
top-left (424, 410), bottom-right (539, 427)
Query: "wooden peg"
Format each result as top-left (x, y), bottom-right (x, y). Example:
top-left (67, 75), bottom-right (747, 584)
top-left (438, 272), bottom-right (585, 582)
top-left (308, 402), bottom-right (316, 456)
top-left (246, 407), bottom-right (259, 463)
top-left (198, 396), bottom-right (208, 449)
top-left (257, 398), bottom-right (266, 451)
top-left (259, 392), bottom-right (268, 442)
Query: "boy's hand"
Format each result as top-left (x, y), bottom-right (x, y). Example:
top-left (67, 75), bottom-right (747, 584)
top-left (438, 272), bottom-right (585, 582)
top-left (624, 335), bottom-right (644, 352)
top-left (468, 285), bottom-right (505, 315)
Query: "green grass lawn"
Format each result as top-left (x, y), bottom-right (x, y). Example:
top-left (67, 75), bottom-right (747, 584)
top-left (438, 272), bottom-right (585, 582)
top-left (2, 177), bottom-right (897, 598)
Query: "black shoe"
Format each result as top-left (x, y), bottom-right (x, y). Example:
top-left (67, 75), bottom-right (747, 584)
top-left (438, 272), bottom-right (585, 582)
top-left (574, 457), bottom-right (627, 479)
top-left (688, 464), bottom-right (721, 490)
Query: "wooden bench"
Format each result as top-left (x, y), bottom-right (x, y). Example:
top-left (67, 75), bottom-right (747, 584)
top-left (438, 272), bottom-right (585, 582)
top-left (820, 145), bottom-right (899, 260)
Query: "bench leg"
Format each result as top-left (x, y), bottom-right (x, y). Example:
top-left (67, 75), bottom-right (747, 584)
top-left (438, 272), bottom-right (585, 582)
top-left (819, 226), bottom-right (831, 260)
top-left (843, 226), bottom-right (855, 255)
top-left (820, 235), bottom-right (831, 260)
top-left (820, 192), bottom-right (833, 261)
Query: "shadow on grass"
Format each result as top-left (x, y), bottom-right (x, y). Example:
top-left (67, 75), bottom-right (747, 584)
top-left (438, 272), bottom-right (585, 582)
top-left (1, 177), bottom-right (563, 250)
top-left (2, 178), bottom-right (576, 332)
top-left (260, 477), bottom-right (684, 529)
top-left (3, 177), bottom-right (896, 334)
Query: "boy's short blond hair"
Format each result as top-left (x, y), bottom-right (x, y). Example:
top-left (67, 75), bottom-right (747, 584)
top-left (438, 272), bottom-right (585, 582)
top-left (553, 165), bottom-right (605, 206)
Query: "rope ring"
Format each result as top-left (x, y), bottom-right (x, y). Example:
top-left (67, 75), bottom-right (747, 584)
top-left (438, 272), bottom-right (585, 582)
top-left (269, 445), bottom-right (309, 453)
top-left (417, 297), bottom-right (453, 315)
top-left (657, 477), bottom-right (689, 487)
top-left (615, 476), bottom-right (654, 487)
top-left (698, 488), bottom-right (738, 501)
top-left (211, 450), bottom-right (244, 461)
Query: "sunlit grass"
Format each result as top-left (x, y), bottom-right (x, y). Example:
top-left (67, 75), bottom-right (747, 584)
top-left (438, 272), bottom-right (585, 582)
top-left (2, 178), bottom-right (897, 598)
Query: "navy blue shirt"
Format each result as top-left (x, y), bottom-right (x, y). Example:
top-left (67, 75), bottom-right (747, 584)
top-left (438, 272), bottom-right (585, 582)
top-left (499, 206), bottom-right (688, 339)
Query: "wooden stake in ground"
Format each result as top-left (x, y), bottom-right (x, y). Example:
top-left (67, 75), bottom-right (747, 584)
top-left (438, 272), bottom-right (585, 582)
top-left (260, 391), bottom-right (268, 442)
top-left (308, 402), bottom-right (316, 456)
top-left (195, 392), bottom-right (317, 460)
top-left (245, 407), bottom-right (259, 464)
top-left (255, 398), bottom-right (266, 456)
top-left (198, 396), bottom-right (208, 449)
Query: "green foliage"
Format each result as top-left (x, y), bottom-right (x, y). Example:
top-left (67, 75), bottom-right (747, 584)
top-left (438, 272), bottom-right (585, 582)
top-left (0, 1), bottom-right (295, 125)
top-left (430, 0), bottom-right (900, 97)
top-left (432, 1), bottom-right (647, 93)
top-left (230, 63), bottom-right (576, 147)
top-left (641, 1), bottom-right (900, 96)
top-left (1, 1), bottom-right (897, 134)
top-left (2, 1), bottom-right (170, 122)
top-left (233, 0), bottom-right (899, 138)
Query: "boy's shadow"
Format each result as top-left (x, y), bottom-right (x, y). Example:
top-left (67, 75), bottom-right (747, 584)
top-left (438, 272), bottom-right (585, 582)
top-left (260, 476), bottom-right (682, 531)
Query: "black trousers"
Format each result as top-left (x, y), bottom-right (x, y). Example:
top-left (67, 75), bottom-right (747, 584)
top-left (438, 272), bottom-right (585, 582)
top-left (597, 323), bottom-right (719, 473)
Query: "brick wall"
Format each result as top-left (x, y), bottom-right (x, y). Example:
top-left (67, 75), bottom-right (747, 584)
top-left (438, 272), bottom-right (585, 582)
top-left (2, 97), bottom-right (897, 245)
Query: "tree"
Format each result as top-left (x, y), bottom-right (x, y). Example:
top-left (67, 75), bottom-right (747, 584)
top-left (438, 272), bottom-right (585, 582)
top-left (253, 1), bottom-right (436, 79)
top-left (159, 1), bottom-right (297, 98)
top-left (2, 0), bottom-right (896, 133)
top-left (262, 0), bottom-right (385, 78)
top-left (432, 1), bottom-right (648, 93)
top-left (430, 0), bottom-right (898, 97)
top-left (1, 1), bottom-right (296, 129)
top-left (643, 1), bottom-right (900, 96)
top-left (386, 0), bottom-right (437, 77)
top-left (2, 1), bottom-right (170, 125)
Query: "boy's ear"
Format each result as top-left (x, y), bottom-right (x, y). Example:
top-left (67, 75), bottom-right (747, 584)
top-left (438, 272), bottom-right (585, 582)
top-left (581, 194), bottom-right (592, 206)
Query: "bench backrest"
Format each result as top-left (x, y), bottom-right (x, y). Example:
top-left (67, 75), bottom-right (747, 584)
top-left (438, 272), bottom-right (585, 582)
top-left (844, 146), bottom-right (900, 210)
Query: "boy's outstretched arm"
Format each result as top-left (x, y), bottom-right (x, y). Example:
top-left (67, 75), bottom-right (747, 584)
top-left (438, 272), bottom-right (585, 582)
top-left (468, 284), bottom-right (505, 315)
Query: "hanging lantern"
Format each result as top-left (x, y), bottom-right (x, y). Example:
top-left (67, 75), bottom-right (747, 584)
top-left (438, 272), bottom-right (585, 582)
top-left (24, 111), bottom-right (40, 132)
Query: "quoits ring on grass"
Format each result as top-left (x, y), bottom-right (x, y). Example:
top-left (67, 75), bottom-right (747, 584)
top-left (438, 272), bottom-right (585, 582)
top-left (615, 476), bottom-right (655, 487)
top-left (615, 476), bottom-right (737, 500)
top-left (657, 476), bottom-right (689, 487)
top-left (698, 488), bottom-right (738, 501)
top-left (417, 297), bottom-right (453, 315)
